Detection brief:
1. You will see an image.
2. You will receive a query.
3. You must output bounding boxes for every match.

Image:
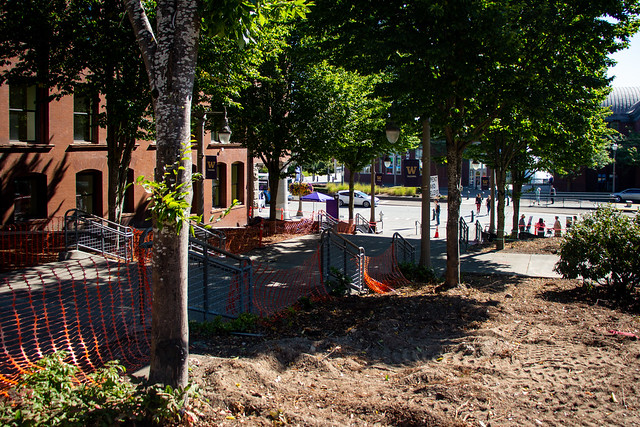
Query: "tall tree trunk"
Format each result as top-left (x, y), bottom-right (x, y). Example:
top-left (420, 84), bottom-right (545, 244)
top-left (444, 139), bottom-right (463, 288)
top-left (495, 167), bottom-right (507, 250)
top-left (348, 172), bottom-right (355, 222)
top-left (267, 161), bottom-right (280, 221)
top-left (124, 0), bottom-right (199, 388)
top-left (420, 118), bottom-right (431, 267)
top-left (489, 167), bottom-right (495, 234)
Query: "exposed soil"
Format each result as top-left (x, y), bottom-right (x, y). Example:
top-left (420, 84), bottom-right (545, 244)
top-left (187, 239), bottom-right (640, 426)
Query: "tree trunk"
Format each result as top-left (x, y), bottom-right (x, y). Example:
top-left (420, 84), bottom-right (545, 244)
top-left (495, 167), bottom-right (507, 250)
top-left (489, 167), bottom-right (495, 234)
top-left (419, 118), bottom-right (431, 267)
top-left (267, 162), bottom-right (280, 221)
top-left (124, 0), bottom-right (199, 389)
top-left (348, 172), bottom-right (355, 222)
top-left (444, 140), bottom-right (463, 288)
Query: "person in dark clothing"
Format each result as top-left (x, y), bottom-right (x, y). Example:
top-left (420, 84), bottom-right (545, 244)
top-left (536, 218), bottom-right (546, 237)
top-left (475, 193), bottom-right (482, 214)
top-left (435, 200), bottom-right (441, 225)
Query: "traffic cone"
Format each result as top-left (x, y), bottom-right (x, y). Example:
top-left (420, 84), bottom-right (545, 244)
top-left (434, 227), bottom-right (439, 238)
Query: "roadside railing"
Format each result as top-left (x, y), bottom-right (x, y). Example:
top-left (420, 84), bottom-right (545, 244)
top-left (64, 209), bottom-right (134, 262)
top-left (520, 191), bottom-right (614, 208)
top-left (320, 228), bottom-right (365, 293)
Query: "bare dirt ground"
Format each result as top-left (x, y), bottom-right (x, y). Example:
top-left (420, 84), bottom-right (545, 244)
top-left (187, 238), bottom-right (640, 426)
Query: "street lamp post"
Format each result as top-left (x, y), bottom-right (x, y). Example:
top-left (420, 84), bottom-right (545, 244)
top-left (612, 143), bottom-right (618, 194)
top-left (370, 123), bottom-right (400, 231)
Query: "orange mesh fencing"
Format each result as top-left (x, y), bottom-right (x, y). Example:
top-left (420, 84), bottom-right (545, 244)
top-left (249, 248), bottom-right (327, 317)
top-left (363, 244), bottom-right (410, 293)
top-left (0, 256), bottom-right (151, 394)
top-left (0, 220), bottom-right (67, 273)
top-left (0, 219), bottom-right (409, 394)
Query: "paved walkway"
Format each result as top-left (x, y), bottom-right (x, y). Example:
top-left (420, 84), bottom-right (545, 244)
top-left (247, 232), bottom-right (561, 278)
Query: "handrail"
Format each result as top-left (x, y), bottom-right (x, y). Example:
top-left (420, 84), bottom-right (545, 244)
top-left (187, 236), bottom-right (253, 319)
top-left (317, 210), bottom-right (338, 232)
top-left (190, 221), bottom-right (226, 249)
top-left (354, 213), bottom-right (372, 234)
top-left (64, 209), bottom-right (134, 262)
top-left (475, 220), bottom-right (483, 244)
top-left (392, 232), bottom-right (415, 265)
top-left (320, 228), bottom-right (366, 293)
top-left (459, 216), bottom-right (469, 248)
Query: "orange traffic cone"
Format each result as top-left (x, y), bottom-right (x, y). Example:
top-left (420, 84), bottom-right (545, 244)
top-left (434, 227), bottom-right (439, 238)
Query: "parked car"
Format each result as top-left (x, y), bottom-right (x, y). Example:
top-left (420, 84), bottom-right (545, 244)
top-left (610, 188), bottom-right (640, 203)
top-left (337, 190), bottom-right (379, 208)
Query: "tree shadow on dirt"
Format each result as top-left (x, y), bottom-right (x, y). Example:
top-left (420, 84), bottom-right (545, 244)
top-left (539, 282), bottom-right (640, 314)
top-left (195, 289), bottom-right (499, 369)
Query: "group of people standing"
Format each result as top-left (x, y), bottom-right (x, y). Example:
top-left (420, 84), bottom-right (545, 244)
top-left (475, 193), bottom-right (491, 215)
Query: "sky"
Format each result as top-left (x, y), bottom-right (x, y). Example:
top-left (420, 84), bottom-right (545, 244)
top-left (607, 32), bottom-right (640, 87)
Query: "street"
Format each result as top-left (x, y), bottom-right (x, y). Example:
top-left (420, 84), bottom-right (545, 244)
top-left (268, 192), bottom-right (623, 241)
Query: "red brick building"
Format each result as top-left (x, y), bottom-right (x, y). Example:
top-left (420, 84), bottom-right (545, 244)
top-left (0, 83), bottom-right (251, 227)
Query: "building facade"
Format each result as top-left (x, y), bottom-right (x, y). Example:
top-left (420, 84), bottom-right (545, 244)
top-left (0, 82), bottom-right (251, 227)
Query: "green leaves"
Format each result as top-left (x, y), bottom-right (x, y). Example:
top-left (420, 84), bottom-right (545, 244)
top-left (555, 206), bottom-right (640, 300)
top-left (136, 151), bottom-right (201, 235)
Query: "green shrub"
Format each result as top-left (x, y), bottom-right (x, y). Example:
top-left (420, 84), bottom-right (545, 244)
top-left (555, 206), bottom-right (640, 299)
top-left (189, 312), bottom-right (259, 337)
top-left (325, 267), bottom-right (352, 297)
top-left (0, 352), bottom-right (199, 426)
top-left (399, 262), bottom-right (439, 284)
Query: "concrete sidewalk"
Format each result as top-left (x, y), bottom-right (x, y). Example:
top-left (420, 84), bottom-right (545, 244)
top-left (247, 233), bottom-right (561, 279)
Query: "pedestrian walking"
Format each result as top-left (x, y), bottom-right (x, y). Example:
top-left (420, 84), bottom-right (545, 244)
top-left (435, 200), bottom-right (441, 225)
top-left (535, 187), bottom-right (541, 205)
top-left (519, 214), bottom-right (526, 234)
top-left (554, 216), bottom-right (562, 237)
top-left (475, 193), bottom-right (482, 214)
top-left (486, 195), bottom-right (491, 215)
top-left (550, 186), bottom-right (556, 204)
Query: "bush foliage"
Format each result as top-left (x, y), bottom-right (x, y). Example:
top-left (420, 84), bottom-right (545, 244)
top-left (0, 352), bottom-right (199, 426)
top-left (555, 206), bottom-right (640, 299)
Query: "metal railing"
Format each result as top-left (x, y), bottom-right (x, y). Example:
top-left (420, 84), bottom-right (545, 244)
top-left (64, 209), bottom-right (134, 262)
top-left (187, 237), bottom-right (253, 320)
top-left (459, 217), bottom-right (469, 248)
top-left (392, 232), bottom-right (415, 265)
top-left (318, 210), bottom-right (338, 232)
top-left (475, 220), bottom-right (483, 244)
top-left (320, 228), bottom-right (365, 293)
top-left (520, 191), bottom-right (614, 208)
top-left (191, 222), bottom-right (226, 249)
top-left (354, 213), bottom-right (372, 234)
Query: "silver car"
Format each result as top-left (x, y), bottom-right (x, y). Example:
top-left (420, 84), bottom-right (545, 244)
top-left (337, 190), bottom-right (379, 208)
top-left (611, 188), bottom-right (640, 203)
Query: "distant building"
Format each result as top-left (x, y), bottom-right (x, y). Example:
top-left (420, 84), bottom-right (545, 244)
top-left (556, 86), bottom-right (640, 192)
top-left (0, 79), bottom-right (251, 227)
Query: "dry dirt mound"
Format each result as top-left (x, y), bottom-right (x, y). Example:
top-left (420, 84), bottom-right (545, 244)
top-left (186, 243), bottom-right (640, 426)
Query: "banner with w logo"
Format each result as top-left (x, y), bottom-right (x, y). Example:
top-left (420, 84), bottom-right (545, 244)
top-left (403, 159), bottom-right (420, 187)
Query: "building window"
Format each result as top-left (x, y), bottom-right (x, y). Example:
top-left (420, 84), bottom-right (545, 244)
top-left (9, 84), bottom-right (40, 142)
top-left (76, 171), bottom-right (101, 215)
top-left (213, 163), bottom-right (227, 208)
top-left (73, 93), bottom-right (97, 142)
top-left (14, 174), bottom-right (47, 222)
top-left (231, 162), bottom-right (244, 204)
